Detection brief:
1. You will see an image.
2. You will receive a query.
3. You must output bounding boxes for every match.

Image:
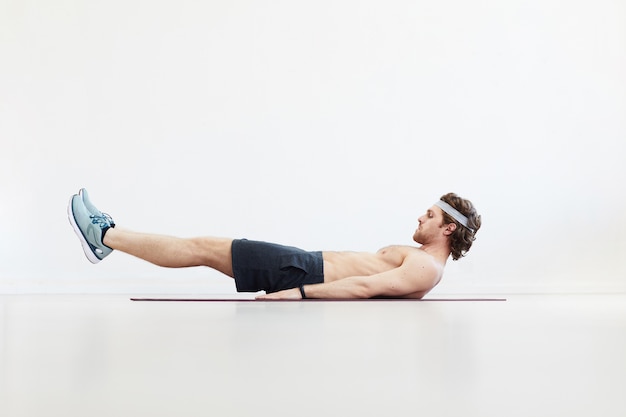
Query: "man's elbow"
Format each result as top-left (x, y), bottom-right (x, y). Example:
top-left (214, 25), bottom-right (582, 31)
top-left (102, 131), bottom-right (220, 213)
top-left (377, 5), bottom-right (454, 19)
top-left (359, 281), bottom-right (404, 299)
top-left (356, 281), bottom-right (379, 299)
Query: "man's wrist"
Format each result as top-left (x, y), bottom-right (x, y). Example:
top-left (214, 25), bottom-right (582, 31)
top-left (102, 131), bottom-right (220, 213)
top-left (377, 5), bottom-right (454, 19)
top-left (299, 284), bottom-right (307, 299)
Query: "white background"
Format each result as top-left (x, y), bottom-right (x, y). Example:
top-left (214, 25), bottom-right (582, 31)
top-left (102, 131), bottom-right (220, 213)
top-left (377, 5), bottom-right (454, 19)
top-left (1, 0), bottom-right (624, 294)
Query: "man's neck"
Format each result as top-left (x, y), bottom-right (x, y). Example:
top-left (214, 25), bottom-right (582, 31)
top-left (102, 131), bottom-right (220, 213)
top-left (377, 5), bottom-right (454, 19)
top-left (419, 243), bottom-right (451, 265)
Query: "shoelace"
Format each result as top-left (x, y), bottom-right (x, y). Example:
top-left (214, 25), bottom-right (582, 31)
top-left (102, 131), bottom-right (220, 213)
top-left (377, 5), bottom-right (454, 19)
top-left (90, 214), bottom-right (112, 229)
top-left (101, 213), bottom-right (115, 227)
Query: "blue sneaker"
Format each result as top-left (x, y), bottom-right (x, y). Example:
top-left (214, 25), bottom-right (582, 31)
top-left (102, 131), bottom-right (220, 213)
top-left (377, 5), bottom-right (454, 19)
top-left (67, 194), bottom-right (114, 263)
top-left (79, 188), bottom-right (115, 227)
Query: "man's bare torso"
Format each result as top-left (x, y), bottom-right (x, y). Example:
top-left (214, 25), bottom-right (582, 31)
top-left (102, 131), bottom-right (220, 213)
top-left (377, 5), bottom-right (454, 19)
top-left (322, 245), bottom-right (444, 297)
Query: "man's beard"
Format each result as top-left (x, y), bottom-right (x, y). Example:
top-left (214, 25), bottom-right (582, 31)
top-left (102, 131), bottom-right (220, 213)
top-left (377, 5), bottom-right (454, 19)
top-left (413, 229), bottom-right (426, 244)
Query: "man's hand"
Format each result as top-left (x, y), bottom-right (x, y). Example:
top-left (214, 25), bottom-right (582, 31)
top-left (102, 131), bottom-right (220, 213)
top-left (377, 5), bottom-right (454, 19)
top-left (256, 288), bottom-right (302, 300)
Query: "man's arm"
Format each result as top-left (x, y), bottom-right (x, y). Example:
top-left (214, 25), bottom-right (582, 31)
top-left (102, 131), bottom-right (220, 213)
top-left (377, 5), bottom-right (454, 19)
top-left (256, 253), bottom-right (439, 300)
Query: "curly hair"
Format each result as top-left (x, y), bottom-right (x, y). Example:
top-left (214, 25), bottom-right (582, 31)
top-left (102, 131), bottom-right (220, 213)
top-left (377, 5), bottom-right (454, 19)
top-left (440, 192), bottom-right (481, 261)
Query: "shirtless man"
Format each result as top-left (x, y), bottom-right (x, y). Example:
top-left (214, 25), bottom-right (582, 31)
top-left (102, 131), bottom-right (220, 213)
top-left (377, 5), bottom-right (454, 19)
top-left (68, 189), bottom-right (481, 299)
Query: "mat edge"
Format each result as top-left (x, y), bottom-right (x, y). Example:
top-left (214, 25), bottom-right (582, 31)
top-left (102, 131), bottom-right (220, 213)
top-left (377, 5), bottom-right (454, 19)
top-left (130, 298), bottom-right (507, 302)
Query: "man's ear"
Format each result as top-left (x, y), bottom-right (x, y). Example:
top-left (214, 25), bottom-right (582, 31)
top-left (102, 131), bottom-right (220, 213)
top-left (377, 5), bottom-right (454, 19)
top-left (443, 223), bottom-right (457, 236)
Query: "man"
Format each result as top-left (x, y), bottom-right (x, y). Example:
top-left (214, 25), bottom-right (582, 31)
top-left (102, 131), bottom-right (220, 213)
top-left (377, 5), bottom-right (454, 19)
top-left (68, 189), bottom-right (481, 299)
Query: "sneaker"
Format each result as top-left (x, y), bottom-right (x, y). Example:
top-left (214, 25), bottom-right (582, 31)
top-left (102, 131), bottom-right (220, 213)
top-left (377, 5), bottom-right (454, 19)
top-left (67, 194), bottom-right (114, 264)
top-left (79, 188), bottom-right (115, 227)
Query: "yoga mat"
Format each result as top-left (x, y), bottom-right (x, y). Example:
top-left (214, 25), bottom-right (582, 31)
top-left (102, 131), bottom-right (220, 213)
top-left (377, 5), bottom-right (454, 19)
top-left (131, 297), bottom-right (506, 302)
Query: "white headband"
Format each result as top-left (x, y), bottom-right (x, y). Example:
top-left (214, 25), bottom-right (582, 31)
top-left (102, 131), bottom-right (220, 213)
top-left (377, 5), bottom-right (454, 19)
top-left (434, 200), bottom-right (475, 233)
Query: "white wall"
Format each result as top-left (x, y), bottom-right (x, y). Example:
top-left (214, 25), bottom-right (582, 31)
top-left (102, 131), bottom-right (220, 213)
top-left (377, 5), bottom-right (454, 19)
top-left (1, 0), bottom-right (625, 294)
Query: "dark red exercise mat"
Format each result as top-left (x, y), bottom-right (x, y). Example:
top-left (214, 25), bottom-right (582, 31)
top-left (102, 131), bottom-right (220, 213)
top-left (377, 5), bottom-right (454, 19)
top-left (130, 297), bottom-right (507, 302)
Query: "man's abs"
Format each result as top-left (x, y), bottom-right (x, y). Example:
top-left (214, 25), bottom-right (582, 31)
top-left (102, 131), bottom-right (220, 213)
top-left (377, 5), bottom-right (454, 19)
top-left (322, 245), bottom-right (414, 282)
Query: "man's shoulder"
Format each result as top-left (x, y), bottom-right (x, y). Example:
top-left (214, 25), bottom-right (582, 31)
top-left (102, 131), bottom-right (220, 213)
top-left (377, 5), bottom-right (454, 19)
top-left (377, 245), bottom-right (443, 273)
top-left (378, 246), bottom-right (443, 298)
top-left (402, 247), bottom-right (444, 272)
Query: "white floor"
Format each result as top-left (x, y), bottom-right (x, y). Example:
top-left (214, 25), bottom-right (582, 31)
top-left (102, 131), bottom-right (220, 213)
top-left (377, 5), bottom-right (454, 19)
top-left (1, 294), bottom-right (625, 417)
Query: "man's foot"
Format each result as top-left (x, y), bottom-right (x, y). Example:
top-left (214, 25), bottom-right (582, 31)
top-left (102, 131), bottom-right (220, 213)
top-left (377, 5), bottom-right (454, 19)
top-left (67, 193), bottom-right (114, 264)
top-left (79, 188), bottom-right (115, 227)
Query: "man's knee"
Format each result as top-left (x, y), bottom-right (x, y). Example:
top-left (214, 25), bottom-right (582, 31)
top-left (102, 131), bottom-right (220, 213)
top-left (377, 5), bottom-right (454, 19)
top-left (190, 237), bottom-right (234, 276)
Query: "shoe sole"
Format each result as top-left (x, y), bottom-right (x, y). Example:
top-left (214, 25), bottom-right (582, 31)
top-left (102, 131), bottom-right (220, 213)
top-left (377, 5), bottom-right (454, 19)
top-left (67, 195), bottom-right (101, 264)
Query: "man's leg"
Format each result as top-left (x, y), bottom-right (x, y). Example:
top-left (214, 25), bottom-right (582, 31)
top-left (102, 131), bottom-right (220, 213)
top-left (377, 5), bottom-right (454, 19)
top-left (103, 229), bottom-right (234, 277)
top-left (68, 188), bottom-right (234, 278)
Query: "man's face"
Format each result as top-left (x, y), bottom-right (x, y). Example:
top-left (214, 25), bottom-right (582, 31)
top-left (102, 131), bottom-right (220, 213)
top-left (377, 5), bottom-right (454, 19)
top-left (413, 206), bottom-right (445, 244)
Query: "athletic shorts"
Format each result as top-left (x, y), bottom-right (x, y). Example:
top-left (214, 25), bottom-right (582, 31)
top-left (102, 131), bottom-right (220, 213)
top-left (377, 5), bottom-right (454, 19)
top-left (231, 239), bottom-right (324, 293)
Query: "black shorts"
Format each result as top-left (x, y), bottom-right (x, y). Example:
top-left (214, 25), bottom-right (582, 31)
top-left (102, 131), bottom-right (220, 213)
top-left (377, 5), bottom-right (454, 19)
top-left (231, 239), bottom-right (324, 293)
